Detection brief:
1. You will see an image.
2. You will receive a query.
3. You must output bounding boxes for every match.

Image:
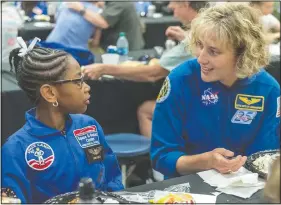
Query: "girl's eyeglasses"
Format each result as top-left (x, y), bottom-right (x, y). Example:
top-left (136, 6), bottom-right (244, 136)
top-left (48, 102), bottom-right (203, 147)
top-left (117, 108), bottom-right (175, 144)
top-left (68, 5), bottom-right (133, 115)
top-left (51, 74), bottom-right (85, 89)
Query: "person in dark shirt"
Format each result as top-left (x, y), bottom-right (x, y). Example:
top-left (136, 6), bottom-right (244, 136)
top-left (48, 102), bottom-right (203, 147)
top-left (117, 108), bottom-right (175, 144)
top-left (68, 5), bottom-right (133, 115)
top-left (100, 2), bottom-right (145, 50)
top-left (67, 2), bottom-right (144, 51)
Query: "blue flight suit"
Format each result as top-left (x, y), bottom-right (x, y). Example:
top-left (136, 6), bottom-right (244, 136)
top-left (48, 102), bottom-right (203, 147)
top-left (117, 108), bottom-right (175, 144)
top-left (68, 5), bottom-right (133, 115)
top-left (151, 58), bottom-right (280, 179)
top-left (2, 108), bottom-right (124, 203)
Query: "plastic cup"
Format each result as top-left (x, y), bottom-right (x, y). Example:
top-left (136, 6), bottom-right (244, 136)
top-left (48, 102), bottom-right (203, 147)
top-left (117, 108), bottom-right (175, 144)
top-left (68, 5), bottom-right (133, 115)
top-left (101, 53), bottom-right (120, 65)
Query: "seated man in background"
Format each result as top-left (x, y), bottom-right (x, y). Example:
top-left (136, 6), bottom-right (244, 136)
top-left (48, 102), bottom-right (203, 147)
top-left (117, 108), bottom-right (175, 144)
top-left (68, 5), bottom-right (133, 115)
top-left (46, 2), bottom-right (106, 50)
top-left (250, 1), bottom-right (280, 43)
top-left (66, 1), bottom-right (145, 51)
top-left (83, 1), bottom-right (209, 138)
top-left (151, 3), bottom-right (280, 179)
top-left (100, 2), bottom-right (145, 51)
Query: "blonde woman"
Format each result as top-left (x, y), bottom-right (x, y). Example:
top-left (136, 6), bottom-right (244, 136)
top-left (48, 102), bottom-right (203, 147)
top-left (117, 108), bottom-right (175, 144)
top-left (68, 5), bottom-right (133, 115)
top-left (151, 3), bottom-right (280, 179)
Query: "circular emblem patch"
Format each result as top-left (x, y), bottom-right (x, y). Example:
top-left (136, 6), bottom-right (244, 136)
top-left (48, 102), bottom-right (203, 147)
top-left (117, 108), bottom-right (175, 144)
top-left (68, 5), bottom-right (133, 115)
top-left (157, 77), bottom-right (171, 103)
top-left (25, 142), bottom-right (55, 171)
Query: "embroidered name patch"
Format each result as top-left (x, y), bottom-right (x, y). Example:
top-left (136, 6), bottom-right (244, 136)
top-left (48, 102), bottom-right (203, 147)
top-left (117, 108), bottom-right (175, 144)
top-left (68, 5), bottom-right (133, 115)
top-left (73, 125), bottom-right (100, 148)
top-left (277, 96), bottom-right (280, 118)
top-left (157, 77), bottom-right (171, 103)
top-left (25, 142), bottom-right (55, 171)
top-left (231, 110), bottom-right (257, 124)
top-left (235, 94), bottom-right (264, 112)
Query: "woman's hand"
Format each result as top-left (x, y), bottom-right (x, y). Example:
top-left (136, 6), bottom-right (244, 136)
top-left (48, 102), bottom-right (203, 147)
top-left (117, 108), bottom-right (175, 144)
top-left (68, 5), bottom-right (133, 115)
top-left (208, 148), bottom-right (247, 174)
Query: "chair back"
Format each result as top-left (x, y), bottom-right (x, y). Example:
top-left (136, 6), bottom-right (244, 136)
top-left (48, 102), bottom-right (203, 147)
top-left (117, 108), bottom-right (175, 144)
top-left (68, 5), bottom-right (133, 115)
top-left (105, 133), bottom-right (151, 157)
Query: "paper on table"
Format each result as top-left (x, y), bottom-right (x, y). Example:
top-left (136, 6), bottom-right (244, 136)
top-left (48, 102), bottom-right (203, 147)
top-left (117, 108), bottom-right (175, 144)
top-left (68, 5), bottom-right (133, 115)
top-left (197, 169), bottom-right (218, 180)
top-left (216, 185), bottom-right (264, 199)
top-left (197, 167), bottom-right (265, 199)
top-left (192, 193), bottom-right (217, 203)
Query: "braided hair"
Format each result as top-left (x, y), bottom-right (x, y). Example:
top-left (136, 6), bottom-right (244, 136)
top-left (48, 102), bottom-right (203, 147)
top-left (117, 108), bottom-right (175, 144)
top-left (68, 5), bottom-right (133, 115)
top-left (9, 46), bottom-right (69, 104)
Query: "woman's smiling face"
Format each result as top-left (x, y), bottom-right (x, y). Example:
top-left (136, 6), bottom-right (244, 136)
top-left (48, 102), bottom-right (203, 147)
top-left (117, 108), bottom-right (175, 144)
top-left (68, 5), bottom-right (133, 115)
top-left (196, 32), bottom-right (238, 87)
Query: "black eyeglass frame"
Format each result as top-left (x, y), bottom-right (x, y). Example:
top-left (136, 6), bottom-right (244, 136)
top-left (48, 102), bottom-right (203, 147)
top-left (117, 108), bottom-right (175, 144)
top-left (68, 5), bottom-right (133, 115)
top-left (50, 74), bottom-right (85, 88)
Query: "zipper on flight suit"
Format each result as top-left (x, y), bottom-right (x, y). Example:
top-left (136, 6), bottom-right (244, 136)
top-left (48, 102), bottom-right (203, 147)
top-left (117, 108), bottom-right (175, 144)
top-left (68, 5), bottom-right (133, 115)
top-left (61, 129), bottom-right (80, 177)
top-left (226, 90), bottom-right (240, 155)
top-left (220, 86), bottom-right (234, 153)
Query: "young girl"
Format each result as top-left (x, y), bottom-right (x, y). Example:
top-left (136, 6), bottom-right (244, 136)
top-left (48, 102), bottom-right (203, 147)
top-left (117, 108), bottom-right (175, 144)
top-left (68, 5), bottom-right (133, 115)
top-left (1, 37), bottom-right (124, 203)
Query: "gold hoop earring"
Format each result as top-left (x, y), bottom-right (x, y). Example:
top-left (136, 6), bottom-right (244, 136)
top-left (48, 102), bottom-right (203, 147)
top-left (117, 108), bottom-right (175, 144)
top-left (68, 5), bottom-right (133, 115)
top-left (52, 100), bottom-right (59, 107)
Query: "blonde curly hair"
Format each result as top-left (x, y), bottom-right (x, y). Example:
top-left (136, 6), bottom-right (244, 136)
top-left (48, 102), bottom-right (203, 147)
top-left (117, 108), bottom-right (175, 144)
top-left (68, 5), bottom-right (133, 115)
top-left (189, 3), bottom-right (269, 78)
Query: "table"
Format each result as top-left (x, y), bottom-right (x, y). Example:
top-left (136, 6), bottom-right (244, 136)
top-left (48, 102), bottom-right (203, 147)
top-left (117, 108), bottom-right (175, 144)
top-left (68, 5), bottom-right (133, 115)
top-left (1, 49), bottom-right (164, 145)
top-left (124, 173), bottom-right (265, 203)
top-left (18, 16), bottom-right (181, 49)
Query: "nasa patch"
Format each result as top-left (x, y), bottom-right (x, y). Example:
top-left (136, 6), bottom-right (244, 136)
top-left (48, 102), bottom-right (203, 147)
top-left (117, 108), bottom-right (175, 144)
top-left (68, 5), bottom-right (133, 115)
top-left (201, 88), bottom-right (219, 106)
top-left (25, 142), bottom-right (55, 171)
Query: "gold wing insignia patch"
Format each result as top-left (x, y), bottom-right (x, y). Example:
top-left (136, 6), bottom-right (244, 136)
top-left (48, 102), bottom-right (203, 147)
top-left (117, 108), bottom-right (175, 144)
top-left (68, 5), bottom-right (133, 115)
top-left (157, 77), bottom-right (171, 103)
top-left (235, 94), bottom-right (264, 112)
top-left (239, 96), bottom-right (261, 105)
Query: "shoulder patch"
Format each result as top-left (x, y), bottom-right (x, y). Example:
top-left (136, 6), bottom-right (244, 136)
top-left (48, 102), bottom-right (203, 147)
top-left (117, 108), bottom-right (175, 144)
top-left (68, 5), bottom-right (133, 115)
top-left (25, 142), bottom-right (55, 171)
top-left (157, 77), bottom-right (171, 103)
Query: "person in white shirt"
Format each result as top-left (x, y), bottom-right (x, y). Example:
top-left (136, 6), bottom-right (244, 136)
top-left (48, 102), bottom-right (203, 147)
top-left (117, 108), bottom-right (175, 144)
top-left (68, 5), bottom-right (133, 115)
top-left (2, 1), bottom-right (24, 63)
top-left (261, 14), bottom-right (280, 33)
top-left (250, 1), bottom-right (280, 43)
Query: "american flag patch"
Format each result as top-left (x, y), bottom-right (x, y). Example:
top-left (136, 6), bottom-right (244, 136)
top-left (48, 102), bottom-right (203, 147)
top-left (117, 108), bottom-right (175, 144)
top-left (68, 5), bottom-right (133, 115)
top-left (277, 96), bottom-right (280, 118)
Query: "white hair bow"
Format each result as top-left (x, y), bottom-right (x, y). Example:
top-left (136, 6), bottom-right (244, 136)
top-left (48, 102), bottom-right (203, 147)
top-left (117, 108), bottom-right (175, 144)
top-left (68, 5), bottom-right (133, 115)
top-left (17, 37), bottom-right (41, 57)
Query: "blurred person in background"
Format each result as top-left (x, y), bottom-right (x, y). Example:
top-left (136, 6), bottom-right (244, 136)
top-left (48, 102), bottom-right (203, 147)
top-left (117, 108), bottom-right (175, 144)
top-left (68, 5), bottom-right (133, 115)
top-left (99, 1), bottom-right (145, 50)
top-left (82, 1), bottom-right (209, 138)
top-left (250, 1), bottom-right (280, 43)
top-left (20, 1), bottom-right (48, 18)
top-left (46, 2), bottom-right (105, 51)
top-left (2, 1), bottom-right (24, 63)
top-left (67, 1), bottom-right (144, 51)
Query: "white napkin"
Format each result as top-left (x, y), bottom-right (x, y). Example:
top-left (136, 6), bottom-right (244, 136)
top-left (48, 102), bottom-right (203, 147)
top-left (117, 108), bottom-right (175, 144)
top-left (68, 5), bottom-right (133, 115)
top-left (197, 167), bottom-right (265, 199)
